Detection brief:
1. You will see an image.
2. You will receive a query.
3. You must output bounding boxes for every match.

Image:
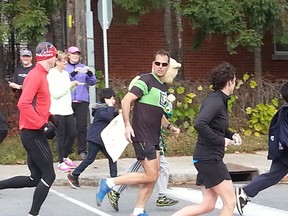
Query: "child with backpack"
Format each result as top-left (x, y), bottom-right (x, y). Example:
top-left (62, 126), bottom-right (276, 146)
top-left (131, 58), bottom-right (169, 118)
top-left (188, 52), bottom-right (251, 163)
top-left (67, 88), bottom-right (119, 188)
top-left (236, 82), bottom-right (288, 215)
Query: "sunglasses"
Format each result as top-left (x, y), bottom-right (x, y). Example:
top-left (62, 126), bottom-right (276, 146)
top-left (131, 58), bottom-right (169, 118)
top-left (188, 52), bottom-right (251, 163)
top-left (154, 61), bottom-right (169, 67)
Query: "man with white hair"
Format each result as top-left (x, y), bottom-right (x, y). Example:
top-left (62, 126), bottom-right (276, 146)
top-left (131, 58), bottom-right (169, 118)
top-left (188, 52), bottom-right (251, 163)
top-left (0, 42), bottom-right (58, 216)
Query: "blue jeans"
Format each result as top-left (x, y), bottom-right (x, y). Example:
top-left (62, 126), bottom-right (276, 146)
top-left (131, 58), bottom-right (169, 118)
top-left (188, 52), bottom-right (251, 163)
top-left (72, 141), bottom-right (118, 177)
top-left (243, 158), bottom-right (288, 197)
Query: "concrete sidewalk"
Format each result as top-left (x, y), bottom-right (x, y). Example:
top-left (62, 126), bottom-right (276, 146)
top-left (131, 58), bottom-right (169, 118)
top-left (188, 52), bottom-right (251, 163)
top-left (0, 151), bottom-right (277, 186)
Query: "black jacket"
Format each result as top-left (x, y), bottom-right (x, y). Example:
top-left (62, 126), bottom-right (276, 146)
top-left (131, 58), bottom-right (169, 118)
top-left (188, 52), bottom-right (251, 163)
top-left (267, 104), bottom-right (288, 165)
top-left (13, 65), bottom-right (34, 85)
top-left (86, 103), bottom-right (118, 145)
top-left (193, 90), bottom-right (234, 161)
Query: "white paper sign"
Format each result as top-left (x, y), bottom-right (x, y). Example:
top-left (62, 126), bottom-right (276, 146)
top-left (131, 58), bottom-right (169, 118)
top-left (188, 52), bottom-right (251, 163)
top-left (101, 113), bottom-right (129, 162)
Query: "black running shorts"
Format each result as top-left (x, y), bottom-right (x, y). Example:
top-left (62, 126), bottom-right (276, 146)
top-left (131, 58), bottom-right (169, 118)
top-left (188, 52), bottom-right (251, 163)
top-left (194, 159), bottom-right (231, 188)
top-left (133, 141), bottom-right (159, 161)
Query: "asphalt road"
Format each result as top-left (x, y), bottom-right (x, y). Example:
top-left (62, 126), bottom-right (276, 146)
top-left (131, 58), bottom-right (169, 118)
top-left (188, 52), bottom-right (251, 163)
top-left (1, 183), bottom-right (288, 216)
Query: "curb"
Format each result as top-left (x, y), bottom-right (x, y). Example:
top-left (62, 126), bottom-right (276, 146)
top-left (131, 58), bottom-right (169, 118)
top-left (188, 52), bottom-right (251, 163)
top-left (53, 173), bottom-right (197, 187)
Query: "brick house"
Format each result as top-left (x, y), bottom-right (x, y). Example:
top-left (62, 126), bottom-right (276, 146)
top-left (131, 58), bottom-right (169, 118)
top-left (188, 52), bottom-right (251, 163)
top-left (92, 3), bottom-right (287, 82)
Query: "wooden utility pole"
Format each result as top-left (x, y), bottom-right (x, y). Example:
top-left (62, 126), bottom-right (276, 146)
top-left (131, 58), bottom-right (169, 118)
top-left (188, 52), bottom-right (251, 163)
top-left (66, 0), bottom-right (76, 47)
top-left (51, 1), bottom-right (66, 51)
top-left (75, 0), bottom-right (87, 64)
top-left (66, 0), bottom-right (87, 64)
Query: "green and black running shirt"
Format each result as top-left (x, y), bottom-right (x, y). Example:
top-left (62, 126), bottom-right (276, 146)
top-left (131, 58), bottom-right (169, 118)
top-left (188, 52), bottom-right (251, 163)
top-left (130, 72), bottom-right (168, 144)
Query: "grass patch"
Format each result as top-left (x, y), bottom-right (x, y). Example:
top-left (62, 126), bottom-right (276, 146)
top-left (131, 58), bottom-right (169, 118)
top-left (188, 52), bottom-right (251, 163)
top-left (163, 132), bottom-right (268, 156)
top-left (0, 135), bottom-right (27, 165)
top-left (0, 135), bottom-right (81, 165)
top-left (0, 132), bottom-right (269, 165)
top-left (226, 135), bottom-right (268, 153)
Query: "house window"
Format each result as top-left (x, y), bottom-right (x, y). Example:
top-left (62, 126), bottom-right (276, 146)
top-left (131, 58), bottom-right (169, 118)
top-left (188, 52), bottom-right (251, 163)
top-left (272, 25), bottom-right (288, 60)
top-left (274, 42), bottom-right (288, 54)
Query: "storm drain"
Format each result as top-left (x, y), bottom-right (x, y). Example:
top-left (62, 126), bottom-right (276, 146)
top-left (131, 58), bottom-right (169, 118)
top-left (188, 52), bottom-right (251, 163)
top-left (226, 163), bottom-right (259, 182)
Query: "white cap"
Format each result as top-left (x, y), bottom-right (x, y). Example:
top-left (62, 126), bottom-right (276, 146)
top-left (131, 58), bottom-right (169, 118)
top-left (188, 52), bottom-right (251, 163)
top-left (20, 49), bottom-right (32, 57)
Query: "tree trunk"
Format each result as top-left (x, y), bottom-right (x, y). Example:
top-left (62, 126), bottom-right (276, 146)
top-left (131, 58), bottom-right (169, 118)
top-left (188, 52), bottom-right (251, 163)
top-left (163, 0), bottom-right (174, 56)
top-left (51, 2), bottom-right (66, 51)
top-left (66, 0), bottom-right (76, 49)
top-left (254, 46), bottom-right (262, 79)
top-left (0, 0), bottom-right (4, 78)
top-left (75, 0), bottom-right (87, 64)
top-left (0, 45), bottom-right (3, 78)
top-left (174, 0), bottom-right (184, 80)
top-left (10, 30), bottom-right (15, 74)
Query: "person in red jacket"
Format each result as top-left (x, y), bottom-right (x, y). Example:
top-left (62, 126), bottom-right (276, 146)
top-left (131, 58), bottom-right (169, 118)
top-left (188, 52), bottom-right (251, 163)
top-left (0, 42), bottom-right (57, 216)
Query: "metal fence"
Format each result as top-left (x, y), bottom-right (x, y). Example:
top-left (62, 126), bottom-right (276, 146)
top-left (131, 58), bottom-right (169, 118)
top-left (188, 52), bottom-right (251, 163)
top-left (0, 41), bottom-right (29, 81)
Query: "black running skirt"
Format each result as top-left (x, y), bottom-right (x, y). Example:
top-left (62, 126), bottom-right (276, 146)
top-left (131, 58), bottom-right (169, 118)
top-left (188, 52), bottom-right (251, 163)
top-left (194, 159), bottom-right (231, 188)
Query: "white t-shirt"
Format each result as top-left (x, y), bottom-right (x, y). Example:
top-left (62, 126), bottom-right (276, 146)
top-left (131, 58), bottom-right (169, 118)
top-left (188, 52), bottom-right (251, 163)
top-left (47, 67), bottom-right (74, 115)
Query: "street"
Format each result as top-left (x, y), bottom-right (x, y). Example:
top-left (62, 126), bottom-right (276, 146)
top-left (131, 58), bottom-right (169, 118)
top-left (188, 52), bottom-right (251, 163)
top-left (1, 183), bottom-right (288, 216)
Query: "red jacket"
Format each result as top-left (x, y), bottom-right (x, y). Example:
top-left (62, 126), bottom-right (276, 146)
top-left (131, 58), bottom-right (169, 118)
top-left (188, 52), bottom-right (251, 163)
top-left (18, 63), bottom-right (51, 130)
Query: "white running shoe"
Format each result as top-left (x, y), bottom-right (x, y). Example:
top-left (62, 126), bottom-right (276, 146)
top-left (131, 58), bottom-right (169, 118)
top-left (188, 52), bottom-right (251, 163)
top-left (235, 187), bottom-right (249, 215)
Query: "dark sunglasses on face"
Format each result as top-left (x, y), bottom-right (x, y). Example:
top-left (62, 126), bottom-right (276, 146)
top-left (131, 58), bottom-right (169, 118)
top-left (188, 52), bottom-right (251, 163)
top-left (154, 61), bottom-right (169, 67)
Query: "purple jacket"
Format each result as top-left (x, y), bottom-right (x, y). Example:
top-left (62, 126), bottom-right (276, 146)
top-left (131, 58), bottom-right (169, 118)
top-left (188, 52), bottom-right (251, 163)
top-left (65, 62), bottom-right (96, 102)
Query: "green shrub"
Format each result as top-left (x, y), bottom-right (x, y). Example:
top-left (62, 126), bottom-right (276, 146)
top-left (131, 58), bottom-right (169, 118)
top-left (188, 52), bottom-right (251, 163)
top-left (0, 74), bottom-right (286, 164)
top-left (0, 80), bottom-right (20, 136)
top-left (245, 100), bottom-right (279, 136)
top-left (168, 85), bottom-right (199, 136)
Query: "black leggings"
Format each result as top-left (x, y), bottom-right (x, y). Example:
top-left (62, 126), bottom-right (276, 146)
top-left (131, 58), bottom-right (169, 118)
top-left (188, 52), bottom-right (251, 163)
top-left (72, 102), bottom-right (89, 154)
top-left (0, 129), bottom-right (56, 215)
top-left (55, 114), bottom-right (77, 163)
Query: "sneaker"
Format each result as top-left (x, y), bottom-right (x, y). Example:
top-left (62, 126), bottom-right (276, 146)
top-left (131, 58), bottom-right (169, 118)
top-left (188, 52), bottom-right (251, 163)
top-left (107, 190), bottom-right (120, 211)
top-left (58, 162), bottom-right (71, 173)
top-left (96, 178), bottom-right (111, 206)
top-left (80, 152), bottom-right (87, 160)
top-left (235, 187), bottom-right (249, 215)
top-left (64, 157), bottom-right (77, 169)
top-left (67, 173), bottom-right (80, 189)
top-left (130, 211), bottom-right (149, 216)
top-left (156, 196), bottom-right (179, 207)
top-left (138, 211), bottom-right (148, 216)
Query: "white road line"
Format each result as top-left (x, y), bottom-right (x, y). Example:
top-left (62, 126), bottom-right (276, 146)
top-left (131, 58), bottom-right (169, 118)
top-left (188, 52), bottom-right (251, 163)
top-left (50, 189), bottom-right (112, 216)
top-left (167, 187), bottom-right (288, 216)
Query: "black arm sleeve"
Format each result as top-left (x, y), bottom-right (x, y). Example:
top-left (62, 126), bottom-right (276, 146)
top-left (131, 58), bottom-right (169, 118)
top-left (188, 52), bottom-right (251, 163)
top-left (71, 71), bottom-right (78, 77)
top-left (87, 70), bottom-right (93, 77)
top-left (194, 96), bottom-right (225, 146)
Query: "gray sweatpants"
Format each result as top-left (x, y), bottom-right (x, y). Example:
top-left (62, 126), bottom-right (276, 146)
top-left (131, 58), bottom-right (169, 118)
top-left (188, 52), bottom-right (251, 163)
top-left (113, 155), bottom-right (170, 195)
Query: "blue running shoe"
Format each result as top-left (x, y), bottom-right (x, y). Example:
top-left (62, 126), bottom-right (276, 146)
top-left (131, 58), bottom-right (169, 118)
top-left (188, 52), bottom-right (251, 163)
top-left (137, 211), bottom-right (148, 216)
top-left (96, 178), bottom-right (111, 206)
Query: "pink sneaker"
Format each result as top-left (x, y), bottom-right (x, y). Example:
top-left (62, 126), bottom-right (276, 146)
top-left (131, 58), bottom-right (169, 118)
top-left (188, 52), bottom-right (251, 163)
top-left (64, 157), bottom-right (77, 169)
top-left (58, 162), bottom-right (71, 173)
